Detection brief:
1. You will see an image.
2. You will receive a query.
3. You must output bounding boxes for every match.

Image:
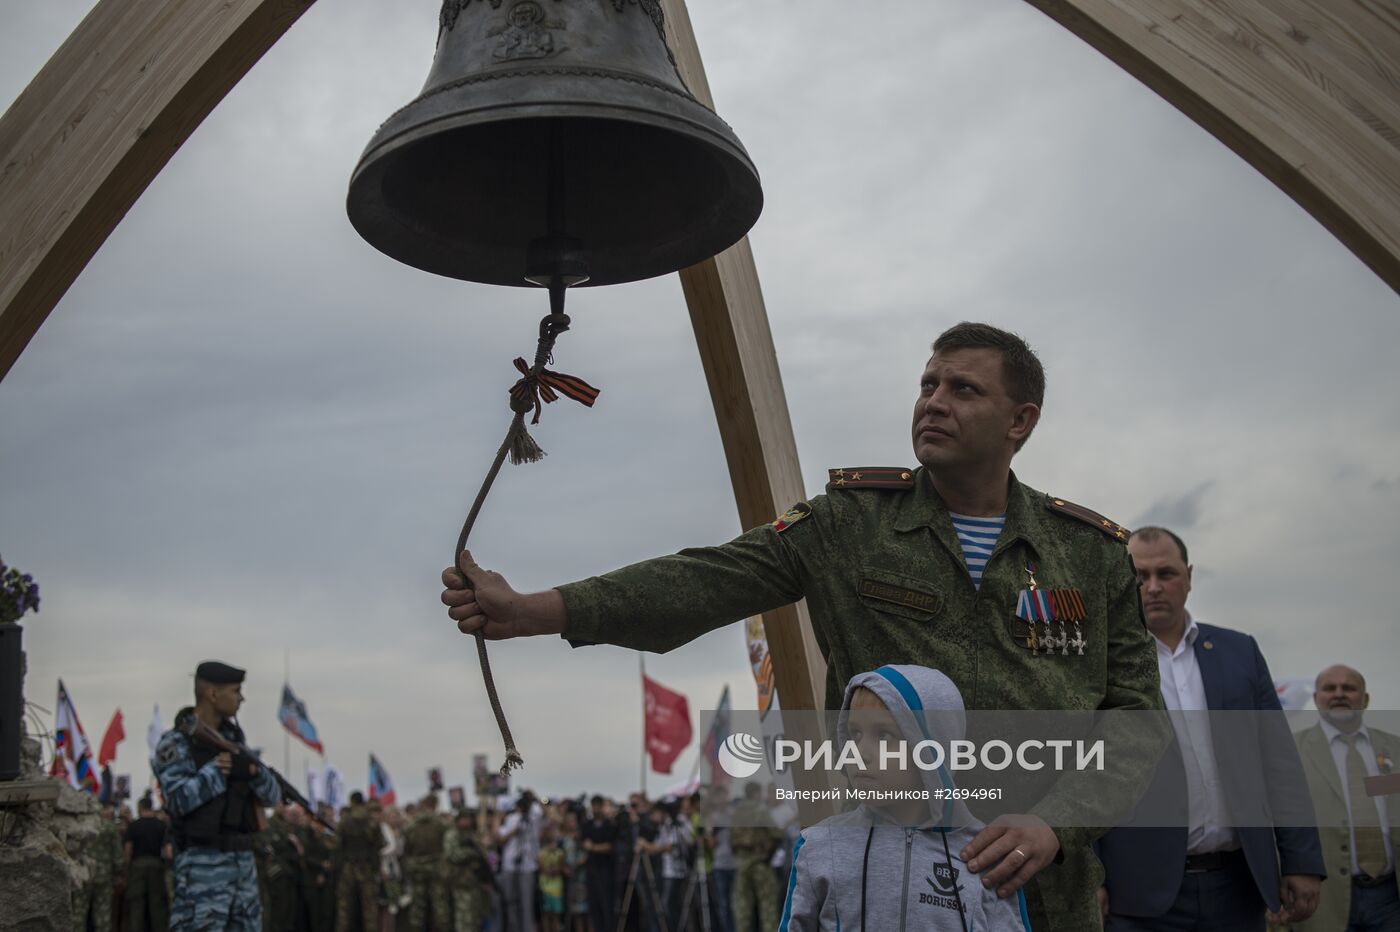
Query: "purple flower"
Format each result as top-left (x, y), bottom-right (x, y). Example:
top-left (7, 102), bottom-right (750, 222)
top-left (0, 563), bottom-right (40, 623)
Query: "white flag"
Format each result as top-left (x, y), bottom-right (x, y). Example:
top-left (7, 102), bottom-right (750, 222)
top-left (322, 762), bottom-right (345, 811)
top-left (51, 680), bottom-right (99, 794)
top-left (305, 766), bottom-right (321, 809)
top-left (1274, 677), bottom-right (1314, 712)
top-left (146, 704), bottom-right (163, 762)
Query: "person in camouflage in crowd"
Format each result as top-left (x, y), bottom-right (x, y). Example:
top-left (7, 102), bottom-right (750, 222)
top-left (255, 817), bottom-right (274, 923)
top-left (154, 661), bottom-right (282, 932)
top-left (444, 321), bottom-right (1169, 931)
top-left (74, 804), bottom-right (124, 932)
top-left (403, 794), bottom-right (450, 932)
top-left (443, 809), bottom-right (491, 932)
top-left (264, 803), bottom-right (308, 932)
top-left (335, 792), bottom-right (382, 932)
top-left (300, 809), bottom-right (337, 932)
top-left (728, 784), bottom-right (780, 932)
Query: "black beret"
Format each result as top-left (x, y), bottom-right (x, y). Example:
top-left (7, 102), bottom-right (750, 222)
top-left (195, 660), bottom-right (246, 684)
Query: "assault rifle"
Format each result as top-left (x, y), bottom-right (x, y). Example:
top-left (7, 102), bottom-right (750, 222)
top-left (180, 715), bottom-right (335, 834)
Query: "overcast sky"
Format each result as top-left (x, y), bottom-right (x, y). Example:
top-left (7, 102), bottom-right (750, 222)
top-left (2, 0), bottom-right (1397, 804)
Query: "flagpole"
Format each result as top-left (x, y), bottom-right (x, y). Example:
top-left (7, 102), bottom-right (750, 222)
top-left (639, 653), bottom-right (647, 798)
top-left (283, 649), bottom-right (290, 774)
top-left (688, 683), bottom-right (726, 792)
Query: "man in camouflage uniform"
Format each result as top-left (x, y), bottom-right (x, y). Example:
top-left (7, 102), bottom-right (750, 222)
top-left (443, 810), bottom-right (491, 932)
top-left (264, 803), bottom-right (307, 932)
top-left (335, 792), bottom-right (381, 932)
top-left (403, 795), bottom-right (450, 932)
top-left (153, 661), bottom-right (281, 932)
top-left (728, 784), bottom-right (780, 932)
top-left (300, 811), bottom-right (337, 932)
top-left (255, 819), bottom-right (274, 924)
top-left (444, 322), bottom-right (1168, 931)
top-left (74, 804), bottom-right (124, 932)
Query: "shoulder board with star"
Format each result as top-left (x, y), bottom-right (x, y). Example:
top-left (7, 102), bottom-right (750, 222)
top-left (1046, 496), bottom-right (1130, 543)
top-left (825, 467), bottom-right (916, 492)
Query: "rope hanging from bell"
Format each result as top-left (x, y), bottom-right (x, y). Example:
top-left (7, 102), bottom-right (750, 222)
top-left (453, 285), bottom-right (597, 777)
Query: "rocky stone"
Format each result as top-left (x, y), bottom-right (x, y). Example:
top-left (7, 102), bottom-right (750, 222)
top-left (0, 720), bottom-right (93, 932)
top-left (0, 825), bottom-right (74, 932)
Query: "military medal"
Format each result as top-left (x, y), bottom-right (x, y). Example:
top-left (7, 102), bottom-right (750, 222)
top-left (1016, 561), bottom-right (1051, 655)
top-left (1045, 590), bottom-right (1067, 655)
top-left (1051, 588), bottom-right (1087, 655)
top-left (1067, 621), bottom-right (1086, 655)
top-left (1017, 562), bottom-right (1089, 657)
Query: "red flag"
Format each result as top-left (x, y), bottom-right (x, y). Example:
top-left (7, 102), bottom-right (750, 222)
top-left (98, 709), bottom-right (125, 768)
top-left (643, 675), bottom-right (692, 775)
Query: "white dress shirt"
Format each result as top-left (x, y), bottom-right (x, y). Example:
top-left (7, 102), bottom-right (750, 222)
top-left (1154, 615), bottom-right (1238, 854)
top-left (1319, 718), bottom-right (1394, 876)
top-left (499, 804), bottom-right (543, 872)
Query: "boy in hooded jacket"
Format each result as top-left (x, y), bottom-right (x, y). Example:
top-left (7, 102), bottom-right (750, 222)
top-left (779, 664), bottom-right (1034, 932)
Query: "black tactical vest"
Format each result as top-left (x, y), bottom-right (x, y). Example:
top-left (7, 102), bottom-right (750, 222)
top-left (169, 710), bottom-right (260, 851)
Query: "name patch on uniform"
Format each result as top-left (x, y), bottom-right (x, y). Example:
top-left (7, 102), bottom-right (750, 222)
top-left (771, 501), bottom-right (812, 534)
top-left (859, 578), bottom-right (940, 613)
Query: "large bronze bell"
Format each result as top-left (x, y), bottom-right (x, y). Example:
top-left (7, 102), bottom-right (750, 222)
top-left (346, 0), bottom-right (763, 287)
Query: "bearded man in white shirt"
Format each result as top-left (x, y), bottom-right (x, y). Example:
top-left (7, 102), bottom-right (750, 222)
top-left (1293, 664), bottom-right (1400, 932)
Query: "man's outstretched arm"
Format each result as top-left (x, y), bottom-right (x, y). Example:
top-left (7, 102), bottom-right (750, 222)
top-left (443, 511), bottom-right (812, 653)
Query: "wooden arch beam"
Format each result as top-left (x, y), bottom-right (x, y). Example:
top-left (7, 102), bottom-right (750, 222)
top-left (0, 0), bottom-right (318, 380)
top-left (1023, 0), bottom-right (1400, 293)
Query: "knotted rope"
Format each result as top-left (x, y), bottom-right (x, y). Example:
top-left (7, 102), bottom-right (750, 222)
top-left (455, 310), bottom-right (597, 777)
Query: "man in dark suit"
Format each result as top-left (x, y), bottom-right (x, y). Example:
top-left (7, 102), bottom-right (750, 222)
top-left (1292, 664), bottom-right (1400, 931)
top-left (1096, 527), bottom-right (1325, 930)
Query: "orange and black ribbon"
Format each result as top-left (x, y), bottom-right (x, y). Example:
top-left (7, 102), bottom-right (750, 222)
top-left (509, 357), bottom-right (600, 425)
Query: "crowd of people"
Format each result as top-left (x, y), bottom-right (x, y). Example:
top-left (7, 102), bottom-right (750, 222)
top-left (76, 651), bottom-right (1395, 932)
top-left (72, 781), bottom-right (803, 932)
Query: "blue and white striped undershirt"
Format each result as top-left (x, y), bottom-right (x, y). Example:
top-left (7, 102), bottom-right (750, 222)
top-left (948, 512), bottom-right (1006, 588)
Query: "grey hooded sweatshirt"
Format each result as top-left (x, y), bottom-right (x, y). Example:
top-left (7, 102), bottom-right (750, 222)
top-left (779, 665), bottom-right (1032, 931)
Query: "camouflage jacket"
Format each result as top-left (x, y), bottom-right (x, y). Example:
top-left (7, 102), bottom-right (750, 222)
top-left (333, 806), bottom-right (381, 868)
top-left (558, 468), bottom-right (1168, 931)
top-left (442, 826), bottom-right (491, 888)
top-left (727, 801), bottom-right (779, 863)
top-left (298, 825), bottom-right (334, 885)
top-left (263, 815), bottom-right (303, 880)
top-left (82, 819), bottom-right (124, 883)
top-left (402, 811), bottom-right (447, 863)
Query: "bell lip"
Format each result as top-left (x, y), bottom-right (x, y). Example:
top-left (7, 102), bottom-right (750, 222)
top-left (346, 99), bottom-right (764, 288)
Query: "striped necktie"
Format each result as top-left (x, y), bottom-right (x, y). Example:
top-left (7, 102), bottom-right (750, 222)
top-left (1343, 734), bottom-right (1388, 877)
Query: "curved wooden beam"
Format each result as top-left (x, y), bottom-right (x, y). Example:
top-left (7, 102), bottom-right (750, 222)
top-left (1024, 0), bottom-right (1400, 294)
top-left (0, 0), bottom-right (317, 381)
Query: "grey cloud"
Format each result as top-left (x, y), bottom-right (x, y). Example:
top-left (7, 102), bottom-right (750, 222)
top-left (1133, 482), bottom-right (1215, 535)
